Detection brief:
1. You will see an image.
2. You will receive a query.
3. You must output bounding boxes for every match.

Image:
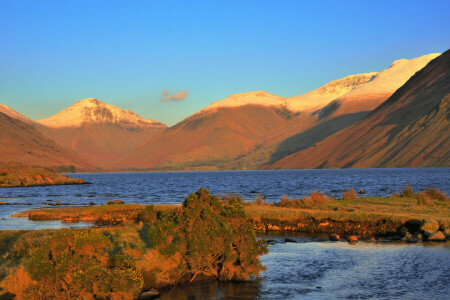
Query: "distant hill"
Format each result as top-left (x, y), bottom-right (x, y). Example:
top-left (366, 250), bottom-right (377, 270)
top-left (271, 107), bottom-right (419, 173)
top-left (36, 98), bottom-right (167, 166)
top-left (268, 50), bottom-right (450, 169)
top-left (0, 111), bottom-right (94, 170)
top-left (114, 53), bottom-right (439, 170)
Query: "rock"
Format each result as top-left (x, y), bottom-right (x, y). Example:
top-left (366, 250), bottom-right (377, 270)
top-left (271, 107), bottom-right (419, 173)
top-left (407, 237), bottom-right (419, 243)
top-left (139, 288), bottom-right (160, 299)
top-left (421, 220), bottom-right (439, 232)
top-left (443, 228), bottom-right (450, 237)
top-left (426, 231), bottom-right (446, 241)
top-left (329, 234), bottom-right (340, 241)
top-left (348, 236), bottom-right (358, 243)
top-left (89, 201), bottom-right (95, 206)
top-left (359, 190), bottom-right (366, 194)
top-left (55, 201), bottom-right (62, 206)
top-left (370, 237), bottom-right (376, 241)
top-left (107, 200), bottom-right (124, 205)
top-left (398, 226), bottom-right (409, 237)
top-left (0, 201), bottom-right (5, 205)
top-left (284, 238), bottom-right (297, 243)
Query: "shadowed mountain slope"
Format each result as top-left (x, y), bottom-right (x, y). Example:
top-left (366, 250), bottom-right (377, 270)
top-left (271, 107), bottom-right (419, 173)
top-left (113, 105), bottom-right (295, 170)
top-left (114, 53), bottom-right (440, 170)
top-left (267, 50), bottom-right (450, 169)
top-left (37, 98), bottom-right (167, 166)
top-left (0, 112), bottom-right (94, 169)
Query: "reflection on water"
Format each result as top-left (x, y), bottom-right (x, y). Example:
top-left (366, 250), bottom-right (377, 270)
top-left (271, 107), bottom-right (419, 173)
top-left (159, 241), bottom-right (450, 300)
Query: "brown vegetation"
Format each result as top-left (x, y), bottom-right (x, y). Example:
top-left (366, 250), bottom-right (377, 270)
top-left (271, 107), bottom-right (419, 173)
top-left (275, 192), bottom-right (330, 208)
top-left (0, 163), bottom-right (87, 188)
top-left (1, 189), bottom-right (267, 299)
top-left (342, 189), bottom-right (357, 200)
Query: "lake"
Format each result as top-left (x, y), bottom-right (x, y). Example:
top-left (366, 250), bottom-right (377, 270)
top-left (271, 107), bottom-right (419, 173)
top-left (0, 168), bottom-right (449, 230)
top-left (160, 237), bottom-right (450, 300)
top-left (0, 168), bottom-right (449, 299)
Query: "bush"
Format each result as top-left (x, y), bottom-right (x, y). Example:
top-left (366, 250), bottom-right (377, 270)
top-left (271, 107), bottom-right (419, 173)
top-left (342, 189), bottom-right (356, 201)
top-left (246, 194), bottom-right (267, 206)
top-left (275, 192), bottom-right (330, 208)
top-left (415, 192), bottom-right (433, 206)
top-left (402, 185), bottom-right (413, 198)
top-left (5, 230), bottom-right (142, 299)
top-left (143, 188), bottom-right (267, 287)
top-left (424, 187), bottom-right (447, 201)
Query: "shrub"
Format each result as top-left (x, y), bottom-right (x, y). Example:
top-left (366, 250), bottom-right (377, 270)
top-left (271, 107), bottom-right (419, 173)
top-left (6, 229), bottom-right (143, 299)
top-left (342, 189), bottom-right (357, 201)
top-left (307, 191), bottom-right (330, 205)
top-left (275, 192), bottom-right (330, 208)
top-left (246, 194), bottom-right (267, 206)
top-left (402, 185), bottom-right (413, 198)
top-left (143, 188), bottom-right (267, 287)
top-left (415, 192), bottom-right (433, 206)
top-left (424, 187), bottom-right (447, 201)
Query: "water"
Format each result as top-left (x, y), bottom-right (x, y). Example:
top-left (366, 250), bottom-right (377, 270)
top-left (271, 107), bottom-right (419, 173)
top-left (0, 168), bottom-right (448, 230)
top-left (160, 240), bottom-right (450, 300)
top-left (0, 168), bottom-right (449, 299)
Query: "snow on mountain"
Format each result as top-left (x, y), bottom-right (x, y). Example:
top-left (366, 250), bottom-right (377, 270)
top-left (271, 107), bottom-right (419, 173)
top-left (37, 98), bottom-right (166, 129)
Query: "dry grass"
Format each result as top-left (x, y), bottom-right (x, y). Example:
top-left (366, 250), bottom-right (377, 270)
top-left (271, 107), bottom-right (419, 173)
top-left (275, 192), bottom-right (330, 208)
top-left (342, 189), bottom-right (356, 200)
top-left (245, 195), bottom-right (268, 206)
top-left (424, 187), bottom-right (448, 201)
top-left (401, 185), bottom-right (413, 198)
top-left (415, 192), bottom-right (433, 206)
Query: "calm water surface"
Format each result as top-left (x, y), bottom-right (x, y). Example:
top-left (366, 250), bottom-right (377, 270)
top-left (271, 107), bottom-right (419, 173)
top-left (160, 240), bottom-right (450, 300)
top-left (0, 168), bottom-right (449, 229)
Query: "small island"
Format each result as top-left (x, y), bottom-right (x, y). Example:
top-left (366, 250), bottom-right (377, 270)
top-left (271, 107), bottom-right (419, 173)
top-left (0, 162), bottom-right (87, 188)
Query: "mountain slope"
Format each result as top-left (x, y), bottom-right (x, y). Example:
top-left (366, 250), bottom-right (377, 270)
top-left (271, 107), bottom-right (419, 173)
top-left (112, 73), bottom-right (383, 170)
top-left (0, 105), bottom-right (37, 125)
top-left (114, 53), bottom-right (440, 170)
top-left (0, 112), bottom-right (94, 169)
top-left (37, 98), bottom-right (167, 166)
top-left (268, 50), bottom-right (450, 169)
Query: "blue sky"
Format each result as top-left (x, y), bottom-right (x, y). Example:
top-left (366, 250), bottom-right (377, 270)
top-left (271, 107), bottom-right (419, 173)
top-left (1, 0), bottom-right (448, 126)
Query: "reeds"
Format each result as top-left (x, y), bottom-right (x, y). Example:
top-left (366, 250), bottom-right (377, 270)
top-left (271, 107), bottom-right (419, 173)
top-left (276, 191), bottom-right (330, 208)
top-left (342, 189), bottom-right (357, 201)
top-left (401, 185), bottom-right (413, 198)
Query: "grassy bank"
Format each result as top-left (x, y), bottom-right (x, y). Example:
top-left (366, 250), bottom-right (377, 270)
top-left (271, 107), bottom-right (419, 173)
top-left (13, 192), bottom-right (450, 236)
top-left (0, 163), bottom-right (87, 188)
top-left (1, 189), bottom-right (267, 299)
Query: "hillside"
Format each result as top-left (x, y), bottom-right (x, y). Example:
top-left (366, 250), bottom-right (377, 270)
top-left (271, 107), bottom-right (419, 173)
top-left (114, 53), bottom-right (439, 170)
top-left (0, 112), bottom-right (94, 170)
top-left (268, 50), bottom-right (449, 169)
top-left (37, 98), bottom-right (167, 166)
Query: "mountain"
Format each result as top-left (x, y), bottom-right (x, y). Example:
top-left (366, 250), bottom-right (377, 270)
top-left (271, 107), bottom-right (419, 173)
top-left (0, 111), bottom-right (94, 169)
top-left (112, 69), bottom-right (396, 170)
top-left (0, 105), bottom-right (37, 125)
top-left (36, 98), bottom-right (167, 166)
top-left (114, 53), bottom-right (439, 171)
top-left (268, 50), bottom-right (449, 169)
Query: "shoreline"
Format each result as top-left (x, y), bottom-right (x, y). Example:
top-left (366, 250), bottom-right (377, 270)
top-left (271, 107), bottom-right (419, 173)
top-left (8, 193), bottom-right (449, 240)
